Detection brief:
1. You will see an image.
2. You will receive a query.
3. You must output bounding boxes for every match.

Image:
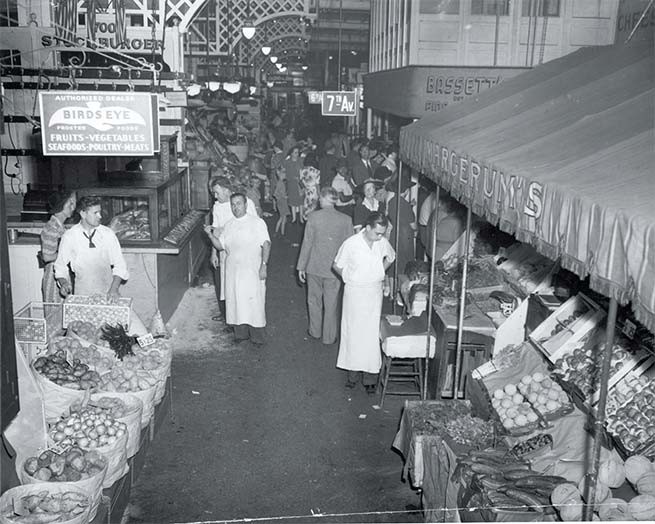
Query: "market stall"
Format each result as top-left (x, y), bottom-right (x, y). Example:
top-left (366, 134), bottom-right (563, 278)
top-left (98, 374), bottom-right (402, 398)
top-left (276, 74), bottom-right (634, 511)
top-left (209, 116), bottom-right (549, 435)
top-left (393, 40), bottom-right (655, 520)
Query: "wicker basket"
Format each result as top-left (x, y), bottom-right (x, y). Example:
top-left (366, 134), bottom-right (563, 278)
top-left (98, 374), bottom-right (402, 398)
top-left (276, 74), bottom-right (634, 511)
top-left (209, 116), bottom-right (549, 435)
top-left (63, 296), bottom-right (131, 328)
top-left (14, 302), bottom-right (63, 344)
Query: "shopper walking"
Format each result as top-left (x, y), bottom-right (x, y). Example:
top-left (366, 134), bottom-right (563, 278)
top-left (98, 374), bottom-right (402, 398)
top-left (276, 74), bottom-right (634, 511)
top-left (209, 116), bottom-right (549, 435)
top-left (333, 212), bottom-right (395, 393)
top-left (297, 188), bottom-right (354, 345)
top-left (40, 189), bottom-right (76, 302)
top-left (318, 141), bottom-right (339, 187)
top-left (204, 193), bottom-right (271, 345)
top-left (331, 158), bottom-right (355, 218)
top-left (209, 176), bottom-right (258, 321)
top-left (273, 166), bottom-right (289, 236)
top-left (283, 145), bottom-right (304, 223)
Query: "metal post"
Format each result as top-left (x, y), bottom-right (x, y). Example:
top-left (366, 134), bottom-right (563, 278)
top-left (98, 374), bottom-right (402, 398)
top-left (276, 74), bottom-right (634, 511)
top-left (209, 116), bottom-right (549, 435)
top-left (583, 297), bottom-right (618, 521)
top-left (423, 186), bottom-right (441, 399)
top-left (392, 162), bottom-right (403, 315)
top-left (337, 0), bottom-right (343, 90)
top-left (453, 206), bottom-right (472, 398)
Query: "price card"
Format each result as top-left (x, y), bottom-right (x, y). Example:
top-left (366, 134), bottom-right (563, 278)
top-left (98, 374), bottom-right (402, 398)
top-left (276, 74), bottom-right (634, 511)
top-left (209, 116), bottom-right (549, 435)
top-left (47, 442), bottom-right (69, 455)
top-left (137, 333), bottom-right (155, 347)
top-left (622, 319), bottom-right (636, 339)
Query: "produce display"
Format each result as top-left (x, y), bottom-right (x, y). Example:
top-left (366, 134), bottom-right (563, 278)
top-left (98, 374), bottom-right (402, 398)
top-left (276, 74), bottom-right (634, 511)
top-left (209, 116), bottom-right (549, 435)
top-left (33, 352), bottom-right (101, 390)
top-left (511, 433), bottom-right (553, 459)
top-left (89, 397), bottom-right (133, 419)
top-left (100, 324), bottom-right (136, 360)
top-left (455, 448), bottom-right (567, 517)
top-left (516, 372), bottom-right (572, 419)
top-left (98, 366), bottom-right (158, 393)
top-left (63, 294), bottom-right (131, 328)
top-left (606, 378), bottom-right (655, 454)
top-left (1, 489), bottom-right (89, 522)
top-left (66, 320), bottom-right (104, 345)
top-left (444, 414), bottom-right (495, 448)
top-left (490, 383), bottom-right (542, 434)
top-left (121, 349), bottom-right (166, 372)
top-left (48, 407), bottom-right (127, 450)
top-left (48, 335), bottom-right (115, 372)
top-left (22, 447), bottom-right (106, 482)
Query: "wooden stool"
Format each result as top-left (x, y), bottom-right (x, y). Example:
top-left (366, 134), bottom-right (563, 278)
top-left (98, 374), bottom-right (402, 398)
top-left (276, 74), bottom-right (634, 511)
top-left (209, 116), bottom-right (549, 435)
top-left (378, 334), bottom-right (436, 407)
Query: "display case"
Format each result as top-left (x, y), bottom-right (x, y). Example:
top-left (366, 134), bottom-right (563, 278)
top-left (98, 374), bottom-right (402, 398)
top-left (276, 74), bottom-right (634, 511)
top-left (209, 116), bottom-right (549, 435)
top-left (76, 167), bottom-right (191, 243)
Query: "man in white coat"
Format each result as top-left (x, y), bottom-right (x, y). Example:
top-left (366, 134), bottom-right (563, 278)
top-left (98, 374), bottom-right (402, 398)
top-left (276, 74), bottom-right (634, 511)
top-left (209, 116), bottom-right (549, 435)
top-left (209, 175), bottom-right (259, 321)
top-left (204, 193), bottom-right (271, 345)
top-left (333, 211), bottom-right (395, 393)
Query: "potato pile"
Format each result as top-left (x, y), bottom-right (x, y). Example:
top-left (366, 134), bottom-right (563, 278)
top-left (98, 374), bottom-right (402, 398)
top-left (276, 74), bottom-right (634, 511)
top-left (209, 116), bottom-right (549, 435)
top-left (48, 407), bottom-right (127, 450)
top-left (33, 352), bottom-right (101, 390)
top-left (90, 397), bottom-right (132, 419)
top-left (122, 349), bottom-right (166, 371)
top-left (23, 447), bottom-right (106, 482)
top-left (98, 366), bottom-right (157, 393)
top-left (2, 490), bottom-right (89, 522)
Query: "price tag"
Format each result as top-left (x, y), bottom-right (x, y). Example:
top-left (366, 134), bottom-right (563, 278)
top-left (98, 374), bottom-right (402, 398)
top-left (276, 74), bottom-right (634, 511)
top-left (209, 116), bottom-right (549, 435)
top-left (137, 333), bottom-right (155, 347)
top-left (622, 319), bottom-right (636, 339)
top-left (47, 443), bottom-right (69, 455)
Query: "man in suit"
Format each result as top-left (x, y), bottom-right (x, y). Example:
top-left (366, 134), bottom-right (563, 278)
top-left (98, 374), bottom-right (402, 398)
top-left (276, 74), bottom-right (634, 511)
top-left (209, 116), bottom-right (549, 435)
top-left (297, 187), bottom-right (354, 345)
top-left (318, 140), bottom-right (339, 187)
top-left (350, 143), bottom-right (374, 186)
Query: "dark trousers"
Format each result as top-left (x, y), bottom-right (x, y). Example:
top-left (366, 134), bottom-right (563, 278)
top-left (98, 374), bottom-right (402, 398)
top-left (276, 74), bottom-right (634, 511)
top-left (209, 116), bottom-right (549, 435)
top-left (347, 370), bottom-right (378, 386)
top-left (306, 274), bottom-right (341, 344)
top-left (212, 264), bottom-right (226, 316)
top-left (234, 324), bottom-right (265, 344)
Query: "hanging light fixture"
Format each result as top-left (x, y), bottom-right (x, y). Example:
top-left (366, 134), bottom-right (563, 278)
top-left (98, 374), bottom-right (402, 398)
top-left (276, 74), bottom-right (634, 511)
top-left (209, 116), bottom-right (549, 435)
top-left (241, 1), bottom-right (256, 40)
top-left (222, 81), bottom-right (242, 94)
top-left (301, 65), bottom-right (308, 71)
top-left (261, 44), bottom-right (271, 56)
top-left (279, 66), bottom-right (287, 73)
top-left (270, 55), bottom-right (278, 64)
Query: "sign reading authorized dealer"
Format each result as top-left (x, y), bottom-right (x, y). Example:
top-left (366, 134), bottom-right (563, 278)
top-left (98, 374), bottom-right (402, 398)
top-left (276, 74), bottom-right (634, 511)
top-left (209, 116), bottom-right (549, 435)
top-left (39, 91), bottom-right (159, 156)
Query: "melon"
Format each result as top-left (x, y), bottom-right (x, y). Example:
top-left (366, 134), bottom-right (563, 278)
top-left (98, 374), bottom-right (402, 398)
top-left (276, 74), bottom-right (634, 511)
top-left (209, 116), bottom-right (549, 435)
top-left (578, 476), bottom-right (610, 507)
top-left (558, 499), bottom-right (583, 521)
top-left (636, 471), bottom-right (655, 496)
top-left (598, 498), bottom-right (630, 521)
top-left (551, 483), bottom-right (581, 508)
top-left (625, 455), bottom-right (653, 485)
top-left (628, 494), bottom-right (655, 521)
top-left (598, 458), bottom-right (626, 488)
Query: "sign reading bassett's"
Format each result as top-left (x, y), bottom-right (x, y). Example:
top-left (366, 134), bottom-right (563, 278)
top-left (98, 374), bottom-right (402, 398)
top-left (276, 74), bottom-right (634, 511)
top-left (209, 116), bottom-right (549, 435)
top-left (39, 91), bottom-right (159, 156)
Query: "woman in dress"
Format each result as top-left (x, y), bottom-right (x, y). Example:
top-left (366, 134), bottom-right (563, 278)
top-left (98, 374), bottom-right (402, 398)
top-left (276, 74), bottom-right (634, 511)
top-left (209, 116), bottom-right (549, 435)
top-left (300, 153), bottom-right (321, 221)
top-left (283, 145), bottom-right (304, 223)
top-left (40, 190), bottom-right (77, 302)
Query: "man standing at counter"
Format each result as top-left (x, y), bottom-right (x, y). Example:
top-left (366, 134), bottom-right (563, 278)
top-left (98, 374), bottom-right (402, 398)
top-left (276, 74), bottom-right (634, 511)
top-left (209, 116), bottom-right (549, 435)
top-left (54, 196), bottom-right (128, 300)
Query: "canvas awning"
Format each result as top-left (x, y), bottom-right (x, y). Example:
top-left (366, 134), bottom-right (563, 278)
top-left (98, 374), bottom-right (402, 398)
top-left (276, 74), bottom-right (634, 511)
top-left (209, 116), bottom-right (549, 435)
top-left (399, 41), bottom-right (655, 331)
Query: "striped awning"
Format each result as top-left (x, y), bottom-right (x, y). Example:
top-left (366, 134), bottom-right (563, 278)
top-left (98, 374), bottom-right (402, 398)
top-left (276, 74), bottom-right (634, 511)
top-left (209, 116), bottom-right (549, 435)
top-left (399, 41), bottom-right (655, 331)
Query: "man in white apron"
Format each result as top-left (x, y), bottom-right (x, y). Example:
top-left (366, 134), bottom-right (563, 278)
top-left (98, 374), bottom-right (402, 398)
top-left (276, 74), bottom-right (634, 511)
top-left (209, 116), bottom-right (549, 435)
top-left (54, 196), bottom-right (129, 301)
top-left (205, 193), bottom-right (270, 345)
top-left (209, 176), bottom-right (258, 321)
top-left (333, 211), bottom-right (395, 393)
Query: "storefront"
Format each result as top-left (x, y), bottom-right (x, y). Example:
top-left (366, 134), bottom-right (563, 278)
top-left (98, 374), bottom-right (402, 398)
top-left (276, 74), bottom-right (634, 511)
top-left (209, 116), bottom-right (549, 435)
top-left (391, 39), bottom-right (655, 520)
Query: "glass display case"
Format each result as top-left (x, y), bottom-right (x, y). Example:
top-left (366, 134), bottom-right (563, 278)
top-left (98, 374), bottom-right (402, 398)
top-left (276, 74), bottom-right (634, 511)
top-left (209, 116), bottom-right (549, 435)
top-left (76, 167), bottom-right (191, 243)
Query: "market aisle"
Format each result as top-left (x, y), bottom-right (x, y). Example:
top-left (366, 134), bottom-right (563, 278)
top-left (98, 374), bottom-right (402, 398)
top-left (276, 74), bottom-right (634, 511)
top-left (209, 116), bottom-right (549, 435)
top-left (126, 219), bottom-right (422, 524)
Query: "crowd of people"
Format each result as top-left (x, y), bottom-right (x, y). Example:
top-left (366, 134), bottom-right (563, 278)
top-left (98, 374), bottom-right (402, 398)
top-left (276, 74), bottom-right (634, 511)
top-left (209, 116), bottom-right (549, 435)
top-left (38, 113), bottom-right (464, 394)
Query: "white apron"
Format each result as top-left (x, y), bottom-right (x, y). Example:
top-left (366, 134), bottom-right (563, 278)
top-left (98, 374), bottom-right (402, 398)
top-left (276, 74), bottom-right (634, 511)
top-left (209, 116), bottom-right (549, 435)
top-left (221, 216), bottom-right (268, 327)
top-left (72, 242), bottom-right (114, 297)
top-left (336, 280), bottom-right (384, 373)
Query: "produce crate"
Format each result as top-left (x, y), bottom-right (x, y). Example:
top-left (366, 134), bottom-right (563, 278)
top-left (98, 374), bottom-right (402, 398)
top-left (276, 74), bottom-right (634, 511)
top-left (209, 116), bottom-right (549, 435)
top-left (63, 295), bottom-right (131, 328)
top-left (528, 293), bottom-right (605, 360)
top-left (13, 302), bottom-right (63, 343)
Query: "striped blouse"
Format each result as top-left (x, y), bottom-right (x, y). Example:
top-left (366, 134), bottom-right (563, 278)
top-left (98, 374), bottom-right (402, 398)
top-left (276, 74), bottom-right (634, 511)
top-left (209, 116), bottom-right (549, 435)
top-left (40, 215), bottom-right (66, 263)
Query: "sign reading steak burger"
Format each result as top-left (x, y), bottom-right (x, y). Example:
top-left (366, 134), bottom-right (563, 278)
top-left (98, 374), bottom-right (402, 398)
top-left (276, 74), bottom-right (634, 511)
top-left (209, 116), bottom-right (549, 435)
top-left (39, 91), bottom-right (159, 156)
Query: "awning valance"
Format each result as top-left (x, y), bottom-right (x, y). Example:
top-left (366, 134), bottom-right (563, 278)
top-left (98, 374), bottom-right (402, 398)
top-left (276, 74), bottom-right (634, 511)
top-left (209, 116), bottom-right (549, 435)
top-left (399, 41), bottom-right (655, 331)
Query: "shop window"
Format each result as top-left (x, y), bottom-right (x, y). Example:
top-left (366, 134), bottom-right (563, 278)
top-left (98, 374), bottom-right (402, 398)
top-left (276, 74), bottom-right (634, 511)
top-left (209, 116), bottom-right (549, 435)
top-left (129, 13), bottom-right (144, 26)
top-left (0, 0), bottom-right (18, 26)
top-left (420, 0), bottom-right (460, 15)
top-left (521, 0), bottom-right (560, 16)
top-left (471, 0), bottom-right (509, 15)
top-left (78, 13), bottom-right (86, 26)
top-left (0, 49), bottom-right (21, 66)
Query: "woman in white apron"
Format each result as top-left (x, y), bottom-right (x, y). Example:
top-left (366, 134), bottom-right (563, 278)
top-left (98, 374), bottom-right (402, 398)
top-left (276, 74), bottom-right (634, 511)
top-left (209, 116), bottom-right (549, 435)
top-left (333, 212), bottom-right (395, 393)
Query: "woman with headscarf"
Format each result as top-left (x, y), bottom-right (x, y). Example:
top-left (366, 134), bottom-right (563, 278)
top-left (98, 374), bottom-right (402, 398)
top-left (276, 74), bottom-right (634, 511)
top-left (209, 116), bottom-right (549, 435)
top-left (40, 190), bottom-right (77, 302)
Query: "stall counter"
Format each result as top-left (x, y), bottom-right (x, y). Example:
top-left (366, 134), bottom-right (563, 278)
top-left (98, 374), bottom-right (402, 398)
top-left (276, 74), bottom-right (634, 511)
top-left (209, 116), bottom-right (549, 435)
top-left (6, 214), bottom-right (207, 325)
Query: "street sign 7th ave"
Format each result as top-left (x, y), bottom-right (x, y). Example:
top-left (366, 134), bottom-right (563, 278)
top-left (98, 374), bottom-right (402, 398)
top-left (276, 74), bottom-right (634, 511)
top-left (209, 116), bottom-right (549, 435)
top-left (321, 91), bottom-right (357, 116)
